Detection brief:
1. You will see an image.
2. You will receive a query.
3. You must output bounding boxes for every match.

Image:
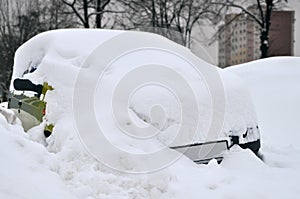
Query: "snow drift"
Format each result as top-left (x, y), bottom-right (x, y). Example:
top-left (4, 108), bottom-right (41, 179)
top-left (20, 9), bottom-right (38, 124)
top-left (227, 57), bottom-right (300, 148)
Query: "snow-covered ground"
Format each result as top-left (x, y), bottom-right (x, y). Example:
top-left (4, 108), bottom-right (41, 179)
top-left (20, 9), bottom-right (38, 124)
top-left (1, 30), bottom-right (300, 198)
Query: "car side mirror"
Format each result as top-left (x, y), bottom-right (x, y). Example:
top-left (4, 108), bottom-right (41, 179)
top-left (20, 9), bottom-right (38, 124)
top-left (13, 78), bottom-right (43, 98)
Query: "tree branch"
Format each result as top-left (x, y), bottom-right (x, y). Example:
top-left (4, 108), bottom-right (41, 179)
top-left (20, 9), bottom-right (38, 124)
top-left (257, 0), bottom-right (265, 26)
top-left (61, 0), bottom-right (87, 27)
top-left (210, 2), bottom-right (263, 27)
top-left (87, 10), bottom-right (125, 18)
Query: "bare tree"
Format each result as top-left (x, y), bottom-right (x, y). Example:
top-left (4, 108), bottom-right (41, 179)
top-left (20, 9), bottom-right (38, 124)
top-left (42, 0), bottom-right (77, 29)
top-left (0, 0), bottom-right (76, 99)
top-left (61, 0), bottom-right (123, 28)
top-left (211, 0), bottom-right (288, 58)
top-left (0, 0), bottom-right (29, 99)
top-left (120, 0), bottom-right (225, 48)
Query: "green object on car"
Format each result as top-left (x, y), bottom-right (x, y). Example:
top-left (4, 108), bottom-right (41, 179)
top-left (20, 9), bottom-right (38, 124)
top-left (8, 79), bottom-right (54, 137)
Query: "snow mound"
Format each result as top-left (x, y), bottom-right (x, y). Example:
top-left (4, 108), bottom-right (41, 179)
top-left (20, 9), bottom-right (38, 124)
top-left (227, 57), bottom-right (300, 148)
top-left (0, 114), bottom-right (75, 199)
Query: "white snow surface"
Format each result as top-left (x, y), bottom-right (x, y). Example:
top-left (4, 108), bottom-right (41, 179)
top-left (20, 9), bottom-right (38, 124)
top-left (1, 29), bottom-right (300, 198)
top-left (227, 57), bottom-right (300, 148)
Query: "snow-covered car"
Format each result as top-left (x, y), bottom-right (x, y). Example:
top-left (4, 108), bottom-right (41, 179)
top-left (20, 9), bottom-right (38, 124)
top-left (5, 29), bottom-right (261, 164)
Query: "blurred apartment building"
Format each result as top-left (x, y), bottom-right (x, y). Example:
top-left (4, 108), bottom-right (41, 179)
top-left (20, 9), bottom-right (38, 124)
top-left (218, 6), bottom-right (295, 68)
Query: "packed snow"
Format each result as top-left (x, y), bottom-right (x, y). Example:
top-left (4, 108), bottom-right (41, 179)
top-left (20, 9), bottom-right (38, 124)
top-left (1, 29), bottom-right (300, 198)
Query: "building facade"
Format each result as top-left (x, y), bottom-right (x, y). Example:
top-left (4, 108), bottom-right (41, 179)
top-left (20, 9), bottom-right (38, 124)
top-left (218, 8), bottom-right (295, 68)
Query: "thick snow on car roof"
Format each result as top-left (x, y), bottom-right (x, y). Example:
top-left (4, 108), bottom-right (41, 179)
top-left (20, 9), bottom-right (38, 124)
top-left (11, 29), bottom-right (258, 148)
